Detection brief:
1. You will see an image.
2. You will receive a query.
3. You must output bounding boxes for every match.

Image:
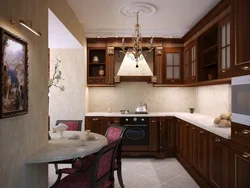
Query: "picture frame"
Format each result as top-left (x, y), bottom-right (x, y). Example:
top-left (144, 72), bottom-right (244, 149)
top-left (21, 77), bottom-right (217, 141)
top-left (0, 27), bottom-right (28, 119)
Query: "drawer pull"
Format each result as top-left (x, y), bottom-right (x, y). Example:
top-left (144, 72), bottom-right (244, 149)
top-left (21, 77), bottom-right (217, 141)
top-left (92, 118), bottom-right (99, 121)
top-left (114, 121), bottom-right (119, 123)
top-left (215, 138), bottom-right (221, 142)
top-left (242, 129), bottom-right (250, 135)
top-left (191, 127), bottom-right (195, 130)
top-left (151, 120), bottom-right (156, 123)
top-left (199, 131), bottom-right (203, 134)
top-left (241, 152), bottom-right (250, 158)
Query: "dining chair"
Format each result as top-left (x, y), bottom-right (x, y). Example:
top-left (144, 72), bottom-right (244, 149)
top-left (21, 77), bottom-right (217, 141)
top-left (55, 124), bottom-right (127, 188)
top-left (50, 138), bottom-right (123, 188)
top-left (50, 120), bottom-right (82, 171)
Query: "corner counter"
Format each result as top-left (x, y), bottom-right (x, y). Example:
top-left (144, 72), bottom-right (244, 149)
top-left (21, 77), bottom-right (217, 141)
top-left (85, 112), bottom-right (231, 139)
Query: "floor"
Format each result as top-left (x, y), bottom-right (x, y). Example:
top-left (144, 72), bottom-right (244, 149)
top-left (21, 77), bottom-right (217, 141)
top-left (48, 158), bottom-right (200, 188)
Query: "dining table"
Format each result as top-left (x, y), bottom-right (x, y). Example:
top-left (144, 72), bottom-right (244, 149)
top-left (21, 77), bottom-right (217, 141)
top-left (25, 131), bottom-right (108, 164)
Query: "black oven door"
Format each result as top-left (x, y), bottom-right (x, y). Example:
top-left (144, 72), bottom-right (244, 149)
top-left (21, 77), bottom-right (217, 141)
top-left (123, 125), bottom-right (149, 145)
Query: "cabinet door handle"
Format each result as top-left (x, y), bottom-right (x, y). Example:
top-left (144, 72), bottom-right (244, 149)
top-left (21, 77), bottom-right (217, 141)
top-left (191, 127), bottom-right (195, 130)
top-left (242, 129), bottom-right (250, 135)
top-left (114, 121), bottom-right (119, 123)
top-left (215, 138), bottom-right (221, 142)
top-left (199, 131), bottom-right (203, 134)
top-left (92, 118), bottom-right (99, 121)
top-left (241, 152), bottom-right (250, 158)
top-left (151, 120), bottom-right (156, 123)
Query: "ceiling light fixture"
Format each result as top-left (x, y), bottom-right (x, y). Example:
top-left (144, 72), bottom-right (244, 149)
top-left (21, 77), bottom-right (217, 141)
top-left (11, 20), bottom-right (41, 36)
top-left (120, 12), bottom-right (154, 68)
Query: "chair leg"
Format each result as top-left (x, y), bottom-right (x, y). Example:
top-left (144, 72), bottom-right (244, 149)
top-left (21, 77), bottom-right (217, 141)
top-left (117, 167), bottom-right (125, 188)
top-left (54, 164), bottom-right (58, 172)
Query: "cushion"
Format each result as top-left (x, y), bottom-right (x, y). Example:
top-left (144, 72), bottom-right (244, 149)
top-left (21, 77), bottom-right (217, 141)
top-left (62, 122), bottom-right (79, 131)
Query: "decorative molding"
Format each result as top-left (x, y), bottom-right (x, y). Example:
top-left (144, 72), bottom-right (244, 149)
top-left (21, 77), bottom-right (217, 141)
top-left (155, 47), bottom-right (163, 55)
top-left (120, 3), bottom-right (156, 18)
top-left (107, 47), bottom-right (114, 55)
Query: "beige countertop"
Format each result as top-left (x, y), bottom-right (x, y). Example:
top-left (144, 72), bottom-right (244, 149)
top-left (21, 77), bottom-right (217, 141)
top-left (86, 112), bottom-right (231, 139)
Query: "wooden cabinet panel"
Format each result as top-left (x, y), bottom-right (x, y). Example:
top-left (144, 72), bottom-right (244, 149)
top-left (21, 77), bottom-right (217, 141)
top-left (85, 116), bottom-right (107, 135)
top-left (231, 144), bottom-right (250, 188)
top-left (195, 127), bottom-right (209, 179)
top-left (209, 134), bottom-right (231, 188)
top-left (149, 117), bottom-right (159, 152)
top-left (234, 0), bottom-right (250, 66)
top-left (163, 48), bottom-right (183, 84)
top-left (183, 122), bottom-right (193, 164)
top-left (176, 119), bottom-right (184, 154)
top-left (231, 122), bottom-right (250, 148)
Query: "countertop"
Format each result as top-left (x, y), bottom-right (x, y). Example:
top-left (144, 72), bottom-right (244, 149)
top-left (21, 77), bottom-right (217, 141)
top-left (86, 112), bottom-right (231, 139)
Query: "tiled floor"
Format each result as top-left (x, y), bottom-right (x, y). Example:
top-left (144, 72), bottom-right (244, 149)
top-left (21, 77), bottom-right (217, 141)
top-left (48, 158), bottom-right (199, 188)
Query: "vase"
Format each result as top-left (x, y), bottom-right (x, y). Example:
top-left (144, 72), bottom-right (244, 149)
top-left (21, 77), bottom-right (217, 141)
top-left (99, 66), bottom-right (105, 76)
top-left (92, 56), bottom-right (99, 63)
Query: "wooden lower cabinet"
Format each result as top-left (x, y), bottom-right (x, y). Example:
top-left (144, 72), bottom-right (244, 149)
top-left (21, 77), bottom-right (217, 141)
top-left (149, 117), bottom-right (159, 152)
top-left (209, 134), bottom-right (231, 188)
top-left (231, 143), bottom-right (250, 188)
top-left (194, 127), bottom-right (209, 179)
top-left (85, 116), bottom-right (107, 135)
top-left (183, 122), bottom-right (193, 165)
top-left (176, 119), bottom-right (184, 154)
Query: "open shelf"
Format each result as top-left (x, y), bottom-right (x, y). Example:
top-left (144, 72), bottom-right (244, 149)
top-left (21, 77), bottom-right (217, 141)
top-left (200, 62), bottom-right (217, 69)
top-left (201, 44), bottom-right (218, 55)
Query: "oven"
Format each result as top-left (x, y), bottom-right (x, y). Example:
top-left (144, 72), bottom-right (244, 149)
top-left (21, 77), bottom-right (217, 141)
top-left (232, 75), bottom-right (250, 126)
top-left (120, 117), bottom-right (149, 145)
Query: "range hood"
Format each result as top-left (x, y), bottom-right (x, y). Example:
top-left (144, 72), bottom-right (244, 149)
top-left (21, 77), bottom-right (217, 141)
top-left (115, 51), bottom-right (157, 83)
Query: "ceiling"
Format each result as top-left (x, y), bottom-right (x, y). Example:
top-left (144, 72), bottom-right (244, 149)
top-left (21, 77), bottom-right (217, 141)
top-left (67, 0), bottom-right (221, 38)
top-left (48, 9), bottom-right (82, 48)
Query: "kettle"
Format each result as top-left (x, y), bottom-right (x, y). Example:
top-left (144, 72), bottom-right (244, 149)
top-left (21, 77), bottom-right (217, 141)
top-left (135, 102), bottom-right (147, 113)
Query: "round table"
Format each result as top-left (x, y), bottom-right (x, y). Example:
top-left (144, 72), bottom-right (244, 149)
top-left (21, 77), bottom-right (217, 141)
top-left (26, 131), bottom-right (108, 163)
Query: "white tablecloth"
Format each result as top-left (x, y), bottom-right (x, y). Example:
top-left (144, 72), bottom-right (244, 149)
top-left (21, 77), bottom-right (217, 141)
top-left (25, 131), bottom-right (107, 163)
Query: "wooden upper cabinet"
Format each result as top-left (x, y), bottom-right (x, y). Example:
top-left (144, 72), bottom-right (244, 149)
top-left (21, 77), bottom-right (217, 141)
top-left (218, 14), bottom-right (232, 78)
top-left (184, 40), bottom-right (197, 84)
top-left (163, 47), bottom-right (183, 84)
top-left (234, 0), bottom-right (250, 69)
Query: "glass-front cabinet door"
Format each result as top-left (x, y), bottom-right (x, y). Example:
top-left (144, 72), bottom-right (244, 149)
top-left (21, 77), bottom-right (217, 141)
top-left (163, 48), bottom-right (182, 84)
top-left (190, 43), bottom-right (197, 83)
top-left (184, 47), bottom-right (189, 84)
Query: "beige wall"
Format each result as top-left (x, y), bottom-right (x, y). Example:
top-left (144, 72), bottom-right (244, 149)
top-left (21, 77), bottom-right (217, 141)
top-left (88, 83), bottom-right (196, 112)
top-left (196, 84), bottom-right (231, 117)
top-left (0, 0), bottom-right (85, 187)
top-left (88, 84), bottom-right (231, 117)
top-left (49, 49), bottom-right (86, 130)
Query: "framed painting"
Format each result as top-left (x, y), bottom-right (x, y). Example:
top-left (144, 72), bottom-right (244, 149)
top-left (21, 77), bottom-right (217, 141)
top-left (0, 28), bottom-right (28, 119)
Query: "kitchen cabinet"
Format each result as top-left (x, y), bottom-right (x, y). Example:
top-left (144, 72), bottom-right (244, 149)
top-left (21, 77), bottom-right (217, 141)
top-left (184, 40), bottom-right (197, 84)
top-left (163, 47), bottom-right (183, 84)
top-left (85, 116), bottom-right (107, 135)
top-left (218, 14), bottom-right (232, 78)
top-left (209, 134), bottom-right (231, 188)
top-left (231, 143), bottom-right (250, 188)
top-left (176, 119), bottom-right (184, 154)
top-left (234, 0), bottom-right (250, 71)
top-left (193, 127), bottom-right (209, 179)
top-left (198, 25), bottom-right (218, 82)
top-left (149, 117), bottom-right (159, 152)
top-left (183, 122), bottom-right (193, 165)
top-left (87, 47), bottom-right (107, 85)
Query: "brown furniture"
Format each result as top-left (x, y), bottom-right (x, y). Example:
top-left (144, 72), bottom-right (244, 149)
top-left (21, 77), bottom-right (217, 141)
top-left (55, 120), bottom-right (82, 131)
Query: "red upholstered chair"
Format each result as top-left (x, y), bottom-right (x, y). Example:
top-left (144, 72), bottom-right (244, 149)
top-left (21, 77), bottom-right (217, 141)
top-left (51, 120), bottom-right (82, 171)
top-left (55, 125), bottom-right (127, 188)
top-left (55, 120), bottom-right (82, 131)
top-left (50, 138), bottom-right (123, 188)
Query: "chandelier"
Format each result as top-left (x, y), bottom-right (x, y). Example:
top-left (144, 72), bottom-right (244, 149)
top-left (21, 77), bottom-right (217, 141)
top-left (120, 12), bottom-right (154, 68)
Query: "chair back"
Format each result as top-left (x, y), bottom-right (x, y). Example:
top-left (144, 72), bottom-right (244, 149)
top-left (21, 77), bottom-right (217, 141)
top-left (91, 138), bottom-right (123, 188)
top-left (105, 125), bottom-right (126, 143)
top-left (56, 120), bottom-right (82, 131)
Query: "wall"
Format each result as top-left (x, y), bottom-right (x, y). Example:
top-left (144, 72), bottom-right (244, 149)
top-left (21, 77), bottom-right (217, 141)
top-left (88, 83), bottom-right (196, 112)
top-left (49, 49), bottom-right (86, 130)
top-left (0, 0), bottom-right (85, 187)
top-left (88, 83), bottom-right (231, 118)
top-left (196, 84), bottom-right (231, 117)
top-left (0, 0), bottom-right (48, 187)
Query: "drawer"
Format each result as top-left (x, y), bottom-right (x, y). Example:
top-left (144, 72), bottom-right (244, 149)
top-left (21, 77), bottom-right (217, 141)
top-left (88, 77), bottom-right (106, 84)
top-left (232, 122), bottom-right (250, 148)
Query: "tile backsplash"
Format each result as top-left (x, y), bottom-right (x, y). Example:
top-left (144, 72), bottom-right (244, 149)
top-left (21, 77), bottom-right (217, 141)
top-left (88, 82), bottom-right (196, 113)
top-left (88, 83), bottom-right (231, 118)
